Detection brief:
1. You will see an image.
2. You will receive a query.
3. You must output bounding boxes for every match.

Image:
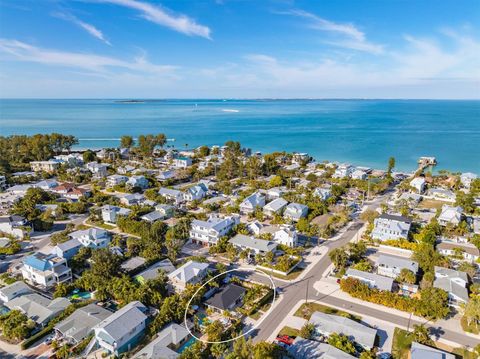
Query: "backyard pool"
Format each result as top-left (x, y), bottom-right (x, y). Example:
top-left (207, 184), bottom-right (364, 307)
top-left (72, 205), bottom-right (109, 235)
top-left (177, 336), bottom-right (197, 353)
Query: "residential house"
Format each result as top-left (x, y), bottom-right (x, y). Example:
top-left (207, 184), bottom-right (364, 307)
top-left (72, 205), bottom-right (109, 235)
top-left (437, 241), bottom-right (480, 262)
top-left (156, 170), bottom-right (176, 182)
top-left (266, 187), bottom-right (285, 201)
top-left (126, 175), bottom-right (149, 190)
top-left (183, 183), bottom-right (208, 202)
top-left (0, 281), bottom-right (33, 304)
top-left (410, 177), bottom-right (426, 194)
top-left (333, 164), bottom-right (354, 179)
top-left (273, 225), bottom-right (298, 247)
top-left (351, 169), bottom-right (367, 180)
top-left (134, 259), bottom-right (176, 284)
top-left (313, 187), bottom-right (331, 201)
top-left (141, 211), bottom-right (165, 223)
top-left (120, 193), bottom-right (146, 206)
top-left (155, 204), bottom-right (175, 219)
top-left (52, 238), bottom-right (82, 260)
top-left (101, 205), bottom-right (132, 224)
top-left (54, 303), bottom-right (111, 345)
top-left (410, 342), bottom-right (455, 359)
top-left (205, 284), bottom-right (246, 313)
top-left (94, 301), bottom-right (149, 356)
top-left (168, 261), bottom-right (210, 292)
top-left (118, 165), bottom-right (135, 175)
top-left (86, 162), bottom-right (108, 178)
top-left (292, 152), bottom-right (310, 164)
top-left (173, 157), bottom-right (192, 168)
top-left (428, 188), bottom-right (456, 202)
top-left (5, 293), bottom-right (70, 327)
top-left (132, 323), bottom-right (190, 359)
top-left (239, 192), bottom-right (266, 214)
top-left (69, 228), bottom-right (111, 249)
top-left (51, 183), bottom-right (90, 201)
top-left (229, 234), bottom-right (278, 257)
top-left (21, 253), bottom-right (72, 289)
top-left (30, 160), bottom-right (60, 173)
top-left (460, 172), bottom-right (477, 189)
top-left (0, 214), bottom-right (31, 239)
top-left (284, 203), bottom-right (308, 222)
top-left (248, 221), bottom-right (263, 236)
top-left (107, 174), bottom-right (128, 187)
top-left (121, 257), bottom-right (147, 273)
top-left (438, 205), bottom-right (463, 226)
top-left (371, 213), bottom-right (411, 241)
top-left (35, 204), bottom-right (59, 217)
top-left (158, 188), bottom-right (183, 203)
top-left (309, 311), bottom-right (377, 350)
top-left (263, 198), bottom-right (288, 217)
top-left (189, 214), bottom-right (239, 246)
top-left (288, 337), bottom-right (355, 359)
top-left (433, 266), bottom-right (469, 307)
top-left (376, 254), bottom-right (419, 279)
top-left (345, 268), bottom-right (394, 292)
top-left (34, 179), bottom-right (59, 191)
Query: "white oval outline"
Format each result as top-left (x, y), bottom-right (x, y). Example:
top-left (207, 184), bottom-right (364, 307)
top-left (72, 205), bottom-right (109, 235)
top-left (183, 268), bottom-right (276, 344)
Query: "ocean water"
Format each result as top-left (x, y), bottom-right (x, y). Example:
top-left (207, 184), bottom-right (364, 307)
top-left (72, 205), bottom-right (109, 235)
top-left (0, 99), bottom-right (479, 173)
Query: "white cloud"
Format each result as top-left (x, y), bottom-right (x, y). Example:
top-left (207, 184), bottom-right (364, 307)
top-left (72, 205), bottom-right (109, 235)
top-left (98, 0), bottom-right (211, 39)
top-left (0, 39), bottom-right (177, 75)
top-left (53, 12), bottom-right (111, 45)
top-left (280, 9), bottom-right (384, 55)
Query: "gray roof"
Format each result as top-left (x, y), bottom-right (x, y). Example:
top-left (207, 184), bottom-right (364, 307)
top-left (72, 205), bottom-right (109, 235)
top-left (121, 256), bottom-right (147, 272)
top-left (205, 284), bottom-right (246, 311)
top-left (54, 303), bottom-right (111, 343)
top-left (288, 337), bottom-right (355, 359)
top-left (168, 261), bottom-right (209, 284)
top-left (345, 268), bottom-right (394, 291)
top-left (56, 238), bottom-right (82, 252)
top-left (5, 294), bottom-right (70, 324)
top-left (309, 311), bottom-right (377, 349)
top-left (132, 323), bottom-right (190, 359)
top-left (411, 342), bottom-right (455, 359)
top-left (433, 267), bottom-right (469, 302)
top-left (377, 254), bottom-right (418, 273)
top-left (135, 259), bottom-right (176, 281)
top-left (141, 211), bottom-right (164, 222)
top-left (378, 213), bottom-right (412, 223)
top-left (229, 234), bottom-right (278, 252)
top-left (0, 281), bottom-right (32, 302)
top-left (94, 301), bottom-right (148, 342)
top-left (263, 198), bottom-right (288, 212)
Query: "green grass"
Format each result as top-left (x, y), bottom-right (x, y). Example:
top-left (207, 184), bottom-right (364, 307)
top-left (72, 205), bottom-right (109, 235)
top-left (294, 302), bottom-right (362, 321)
top-left (85, 219), bottom-right (116, 230)
top-left (418, 199), bottom-right (450, 210)
top-left (391, 327), bottom-right (412, 359)
top-left (249, 311), bottom-right (262, 320)
top-left (266, 265), bottom-right (304, 280)
top-left (452, 347), bottom-right (479, 359)
top-left (460, 316), bottom-right (480, 334)
top-left (277, 326), bottom-right (300, 338)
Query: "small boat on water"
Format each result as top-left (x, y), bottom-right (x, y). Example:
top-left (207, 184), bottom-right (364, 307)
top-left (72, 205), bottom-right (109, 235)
top-left (222, 109), bottom-right (239, 113)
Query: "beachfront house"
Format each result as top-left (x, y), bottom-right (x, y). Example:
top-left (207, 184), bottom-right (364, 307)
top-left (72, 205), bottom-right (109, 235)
top-left (345, 268), bottom-right (394, 292)
top-left (460, 172), bottom-right (477, 189)
top-left (309, 311), bottom-right (377, 350)
top-left (433, 266), bottom-right (469, 307)
top-left (333, 164), bottom-right (354, 179)
top-left (229, 234), bottom-right (278, 257)
top-left (284, 203), bottom-right (308, 222)
top-left (376, 254), bottom-right (419, 279)
top-left (240, 192), bottom-right (266, 214)
top-left (438, 205), bottom-right (463, 226)
top-left (101, 205), bottom-right (132, 224)
top-left (371, 213), bottom-right (411, 241)
top-left (21, 252), bottom-right (72, 289)
top-left (94, 301), bottom-right (149, 356)
top-left (189, 214), bottom-right (240, 246)
top-left (0, 281), bottom-right (33, 303)
top-left (410, 177), bottom-right (426, 194)
top-left (168, 261), bottom-right (210, 292)
top-left (205, 284), bottom-right (246, 313)
top-left (30, 160), bottom-right (60, 173)
top-left (263, 198), bottom-right (288, 217)
top-left (173, 157), bottom-right (192, 168)
top-left (54, 303), bottom-right (111, 345)
top-left (132, 323), bottom-right (190, 359)
top-left (69, 228), bottom-right (111, 249)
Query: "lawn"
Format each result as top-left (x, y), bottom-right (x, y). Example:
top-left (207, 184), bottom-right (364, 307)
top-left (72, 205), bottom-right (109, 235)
top-left (417, 199), bottom-right (450, 210)
top-left (391, 328), bottom-right (412, 359)
top-left (294, 302), bottom-right (361, 321)
top-left (460, 316), bottom-right (479, 334)
top-left (266, 265), bottom-right (304, 280)
top-left (85, 219), bottom-right (116, 230)
top-left (277, 326), bottom-right (299, 338)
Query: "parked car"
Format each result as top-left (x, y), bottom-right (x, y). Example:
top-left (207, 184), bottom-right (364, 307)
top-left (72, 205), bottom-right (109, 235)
top-left (275, 335), bottom-right (294, 346)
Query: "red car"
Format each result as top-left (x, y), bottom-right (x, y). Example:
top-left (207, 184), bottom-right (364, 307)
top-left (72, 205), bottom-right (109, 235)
top-left (275, 335), bottom-right (294, 346)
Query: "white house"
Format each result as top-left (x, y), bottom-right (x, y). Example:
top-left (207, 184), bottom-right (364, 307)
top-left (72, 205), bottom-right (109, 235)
top-left (94, 301), bottom-right (149, 356)
top-left (173, 157), bottom-right (192, 168)
top-left (120, 193), bottom-right (146, 206)
top-left (263, 198), bottom-right (288, 217)
top-left (273, 225), bottom-right (298, 247)
top-left (229, 234), bottom-right (278, 256)
top-left (433, 266), bottom-right (469, 307)
top-left (428, 188), bottom-right (456, 202)
top-left (107, 174), bottom-right (128, 187)
top-left (189, 214), bottom-right (239, 246)
top-left (460, 172), bottom-right (477, 189)
top-left (351, 169), bottom-right (367, 180)
top-left (410, 177), bottom-right (426, 194)
top-left (168, 261), bottom-right (210, 292)
top-left (69, 228), bottom-right (111, 249)
top-left (333, 164), bottom-right (354, 179)
top-left (21, 253), bottom-right (72, 289)
top-left (126, 175), bottom-right (149, 190)
top-left (376, 254), bottom-right (419, 279)
top-left (284, 203), bottom-right (309, 222)
top-left (101, 205), bottom-right (132, 224)
top-left (371, 213), bottom-right (411, 241)
top-left (240, 192), bottom-right (266, 214)
top-left (0, 215), bottom-right (31, 239)
top-left (437, 241), bottom-right (480, 262)
top-left (0, 281), bottom-right (33, 303)
top-left (438, 205), bottom-right (463, 226)
top-left (313, 187), bottom-right (331, 201)
top-left (247, 221), bottom-right (263, 236)
top-left (132, 323), bottom-right (190, 359)
top-left (183, 184), bottom-right (208, 202)
top-left (158, 188), bottom-right (183, 203)
top-left (345, 268), bottom-right (394, 292)
top-left (86, 162), bottom-right (108, 178)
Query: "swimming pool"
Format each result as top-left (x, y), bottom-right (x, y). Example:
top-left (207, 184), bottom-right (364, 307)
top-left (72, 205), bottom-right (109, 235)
top-left (177, 336), bottom-right (197, 353)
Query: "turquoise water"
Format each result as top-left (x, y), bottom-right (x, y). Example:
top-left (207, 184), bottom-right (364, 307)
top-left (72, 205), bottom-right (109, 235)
top-left (177, 336), bottom-right (197, 353)
top-left (1, 99), bottom-right (479, 172)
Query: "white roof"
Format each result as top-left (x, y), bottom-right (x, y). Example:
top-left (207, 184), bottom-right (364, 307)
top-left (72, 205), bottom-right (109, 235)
top-left (168, 261), bottom-right (209, 284)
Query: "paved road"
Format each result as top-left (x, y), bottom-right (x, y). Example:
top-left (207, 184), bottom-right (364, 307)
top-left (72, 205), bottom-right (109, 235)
top-left (251, 192), bottom-right (480, 348)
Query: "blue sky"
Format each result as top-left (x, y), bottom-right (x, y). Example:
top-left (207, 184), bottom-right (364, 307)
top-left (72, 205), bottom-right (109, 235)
top-left (0, 0), bottom-right (479, 98)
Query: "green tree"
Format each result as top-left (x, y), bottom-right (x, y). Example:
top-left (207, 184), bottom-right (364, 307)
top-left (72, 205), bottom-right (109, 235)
top-left (396, 268), bottom-right (417, 284)
top-left (387, 156), bottom-right (396, 176)
top-left (327, 332), bottom-right (356, 355)
top-left (411, 324), bottom-right (433, 345)
top-left (0, 310), bottom-right (34, 340)
top-left (82, 149), bottom-right (96, 163)
top-left (299, 322), bottom-right (315, 339)
top-left (329, 247), bottom-right (349, 270)
top-left (416, 287), bottom-right (450, 320)
top-left (205, 320), bottom-right (224, 342)
top-left (120, 135), bottom-right (134, 148)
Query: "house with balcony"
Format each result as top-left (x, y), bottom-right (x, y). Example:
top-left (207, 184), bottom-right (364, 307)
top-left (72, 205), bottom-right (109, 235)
top-left (107, 174), bottom-right (128, 188)
top-left (168, 261), bottom-right (210, 292)
top-left (433, 266), bottom-right (469, 307)
top-left (94, 301), bottom-right (149, 356)
top-left (69, 228), bottom-right (111, 249)
top-left (21, 252), bottom-right (72, 289)
top-left (189, 214), bottom-right (239, 246)
top-left (284, 203), bottom-right (308, 222)
top-left (101, 205), bottom-right (132, 224)
top-left (371, 213), bottom-right (411, 241)
top-left (376, 254), bottom-right (419, 279)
